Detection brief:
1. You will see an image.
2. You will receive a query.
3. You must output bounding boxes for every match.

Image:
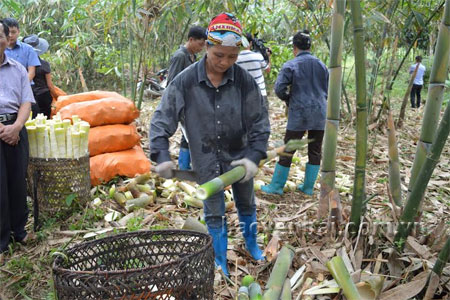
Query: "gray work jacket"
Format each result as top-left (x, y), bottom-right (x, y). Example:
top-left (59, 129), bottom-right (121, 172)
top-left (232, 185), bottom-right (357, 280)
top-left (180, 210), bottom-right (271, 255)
top-left (150, 56), bottom-right (270, 184)
top-left (275, 51), bottom-right (329, 131)
top-left (167, 46), bottom-right (196, 84)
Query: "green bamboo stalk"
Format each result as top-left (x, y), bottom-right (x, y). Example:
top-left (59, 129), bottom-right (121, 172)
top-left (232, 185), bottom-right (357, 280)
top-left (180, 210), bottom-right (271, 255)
top-left (387, 111), bottom-right (402, 206)
top-left (423, 236), bottom-right (450, 299)
top-left (326, 256), bottom-right (362, 300)
top-left (432, 236), bottom-right (450, 277)
top-left (280, 278), bottom-right (292, 300)
top-left (196, 166), bottom-right (246, 200)
top-left (128, 17), bottom-right (136, 102)
top-left (263, 245), bottom-right (295, 300)
top-left (118, 20), bottom-right (127, 97)
top-left (198, 140), bottom-right (308, 200)
top-left (320, 0), bottom-right (346, 214)
top-left (397, 63), bottom-right (419, 128)
top-left (408, 0), bottom-right (450, 196)
top-left (395, 102), bottom-right (449, 247)
top-left (349, 0), bottom-right (368, 233)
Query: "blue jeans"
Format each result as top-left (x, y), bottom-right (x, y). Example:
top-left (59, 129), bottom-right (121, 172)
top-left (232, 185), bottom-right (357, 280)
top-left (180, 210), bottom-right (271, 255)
top-left (203, 179), bottom-right (256, 229)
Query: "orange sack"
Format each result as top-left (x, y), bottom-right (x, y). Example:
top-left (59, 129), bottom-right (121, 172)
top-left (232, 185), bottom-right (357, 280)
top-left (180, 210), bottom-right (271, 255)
top-left (90, 145), bottom-right (151, 186)
top-left (88, 124), bottom-right (141, 157)
top-left (55, 90), bottom-right (128, 113)
top-left (59, 97), bottom-right (140, 127)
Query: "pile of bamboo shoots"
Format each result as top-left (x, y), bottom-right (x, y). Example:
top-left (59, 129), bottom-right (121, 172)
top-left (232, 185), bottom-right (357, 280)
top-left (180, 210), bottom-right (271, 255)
top-left (26, 113), bottom-right (90, 159)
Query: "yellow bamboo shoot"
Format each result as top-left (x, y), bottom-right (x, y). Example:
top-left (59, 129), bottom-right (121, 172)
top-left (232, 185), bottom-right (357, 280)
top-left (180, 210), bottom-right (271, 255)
top-left (36, 125), bottom-right (46, 158)
top-left (26, 126), bottom-right (37, 157)
top-left (66, 127), bottom-right (73, 158)
top-left (72, 130), bottom-right (80, 158)
top-left (48, 122), bottom-right (58, 158)
top-left (43, 126), bottom-right (51, 158)
top-left (55, 127), bottom-right (66, 158)
top-left (79, 121), bottom-right (90, 156)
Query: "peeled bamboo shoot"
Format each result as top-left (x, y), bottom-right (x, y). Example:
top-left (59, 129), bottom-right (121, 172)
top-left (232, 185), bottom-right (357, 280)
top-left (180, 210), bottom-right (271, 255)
top-left (27, 126), bottom-right (37, 157)
top-left (55, 127), bottom-right (66, 158)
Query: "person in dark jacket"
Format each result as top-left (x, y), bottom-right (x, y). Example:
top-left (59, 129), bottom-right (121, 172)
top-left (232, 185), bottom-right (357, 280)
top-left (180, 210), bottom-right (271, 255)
top-left (167, 26), bottom-right (207, 170)
top-left (23, 35), bottom-right (55, 118)
top-left (150, 13), bottom-right (270, 276)
top-left (261, 30), bottom-right (329, 196)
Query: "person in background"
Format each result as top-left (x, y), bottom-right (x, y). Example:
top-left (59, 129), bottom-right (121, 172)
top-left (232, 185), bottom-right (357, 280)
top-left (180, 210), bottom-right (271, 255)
top-left (409, 55), bottom-right (426, 108)
top-left (236, 33), bottom-right (270, 107)
top-left (0, 20), bottom-right (35, 264)
top-left (150, 13), bottom-right (270, 276)
top-left (261, 29), bottom-right (329, 196)
top-left (167, 26), bottom-right (207, 170)
top-left (23, 35), bottom-right (54, 118)
top-left (3, 18), bottom-right (41, 117)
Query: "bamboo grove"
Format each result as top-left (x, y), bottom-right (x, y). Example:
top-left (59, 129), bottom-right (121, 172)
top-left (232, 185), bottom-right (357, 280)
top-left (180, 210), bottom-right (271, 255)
top-left (320, 0), bottom-right (449, 252)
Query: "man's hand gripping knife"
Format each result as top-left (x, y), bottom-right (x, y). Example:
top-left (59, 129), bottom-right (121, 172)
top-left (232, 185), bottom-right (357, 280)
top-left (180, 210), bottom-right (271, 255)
top-left (154, 161), bottom-right (175, 179)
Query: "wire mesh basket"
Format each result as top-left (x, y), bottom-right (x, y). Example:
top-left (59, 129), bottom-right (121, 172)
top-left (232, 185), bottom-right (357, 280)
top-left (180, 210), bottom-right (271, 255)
top-left (52, 230), bottom-right (215, 300)
top-left (27, 155), bottom-right (90, 215)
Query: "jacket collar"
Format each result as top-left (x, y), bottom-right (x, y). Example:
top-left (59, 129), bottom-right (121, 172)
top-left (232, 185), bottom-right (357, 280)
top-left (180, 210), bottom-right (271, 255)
top-left (197, 55), bottom-right (235, 87)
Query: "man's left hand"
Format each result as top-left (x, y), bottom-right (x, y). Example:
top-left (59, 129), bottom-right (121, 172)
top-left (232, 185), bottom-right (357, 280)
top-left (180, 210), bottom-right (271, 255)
top-left (0, 124), bottom-right (21, 146)
top-left (230, 158), bottom-right (258, 182)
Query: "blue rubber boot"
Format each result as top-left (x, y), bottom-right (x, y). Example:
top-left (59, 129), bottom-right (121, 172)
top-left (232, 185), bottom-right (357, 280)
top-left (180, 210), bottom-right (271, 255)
top-left (297, 163), bottom-right (320, 195)
top-left (261, 163), bottom-right (290, 195)
top-left (207, 225), bottom-right (229, 276)
top-left (238, 213), bottom-right (265, 261)
top-left (178, 147), bottom-right (191, 170)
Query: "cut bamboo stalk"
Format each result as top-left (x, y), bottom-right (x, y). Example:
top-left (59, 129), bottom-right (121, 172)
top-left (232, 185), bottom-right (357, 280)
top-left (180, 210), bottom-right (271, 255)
top-left (182, 217), bottom-right (207, 233)
top-left (263, 245), bottom-right (295, 300)
top-left (326, 256), bottom-right (362, 300)
top-left (27, 126), bottom-right (38, 157)
top-left (125, 194), bottom-right (153, 212)
top-left (196, 166), bottom-right (245, 200)
top-left (280, 278), bottom-right (292, 300)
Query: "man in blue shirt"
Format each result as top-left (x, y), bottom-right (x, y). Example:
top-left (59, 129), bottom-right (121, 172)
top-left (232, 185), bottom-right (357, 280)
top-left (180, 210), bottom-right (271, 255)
top-left (261, 30), bottom-right (329, 196)
top-left (3, 18), bottom-right (40, 82)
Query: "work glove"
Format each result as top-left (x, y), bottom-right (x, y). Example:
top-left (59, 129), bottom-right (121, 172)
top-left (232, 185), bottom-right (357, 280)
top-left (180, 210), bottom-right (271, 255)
top-left (230, 158), bottom-right (258, 183)
top-left (154, 161), bottom-right (175, 179)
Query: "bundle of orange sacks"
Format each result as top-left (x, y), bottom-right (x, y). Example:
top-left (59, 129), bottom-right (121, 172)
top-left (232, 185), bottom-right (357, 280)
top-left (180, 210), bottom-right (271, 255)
top-left (52, 91), bottom-right (151, 186)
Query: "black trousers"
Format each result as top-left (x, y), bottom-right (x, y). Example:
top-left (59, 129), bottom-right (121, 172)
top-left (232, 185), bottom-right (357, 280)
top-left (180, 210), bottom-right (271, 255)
top-left (279, 129), bottom-right (324, 167)
top-left (410, 84), bottom-right (423, 108)
top-left (34, 90), bottom-right (52, 119)
top-left (0, 123), bottom-right (29, 253)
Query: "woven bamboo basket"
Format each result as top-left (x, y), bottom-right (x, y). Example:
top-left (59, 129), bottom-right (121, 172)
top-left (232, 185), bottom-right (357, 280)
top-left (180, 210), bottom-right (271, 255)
top-left (52, 230), bottom-right (215, 300)
top-left (27, 155), bottom-right (90, 215)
